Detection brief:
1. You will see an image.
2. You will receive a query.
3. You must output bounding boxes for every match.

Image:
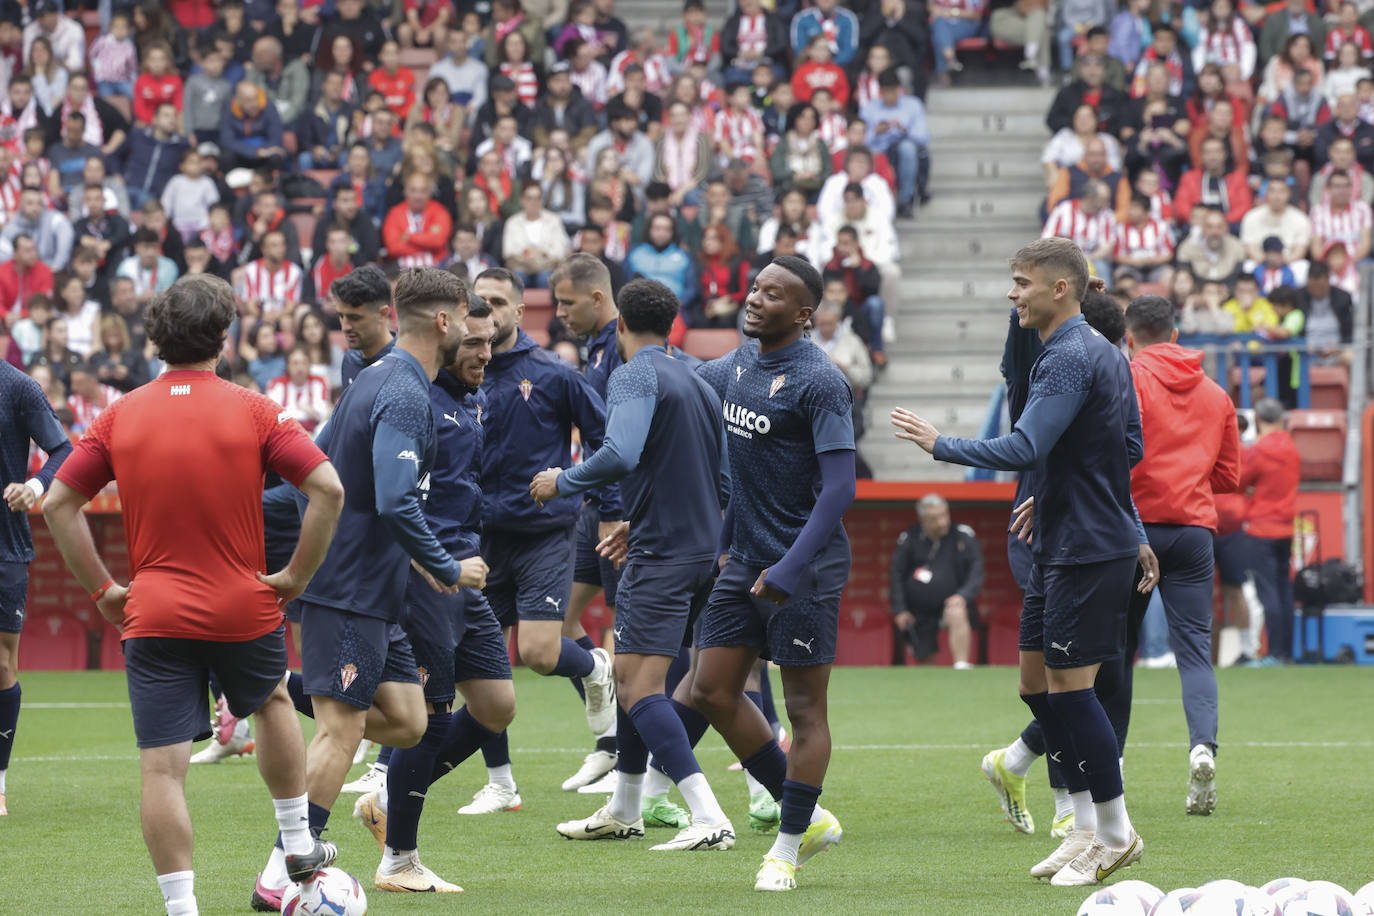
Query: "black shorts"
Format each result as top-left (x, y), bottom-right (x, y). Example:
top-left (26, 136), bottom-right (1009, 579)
top-left (614, 557), bottom-right (716, 657)
top-left (1213, 531), bottom-right (1251, 587)
top-left (904, 600), bottom-right (982, 660)
top-left (574, 502), bottom-right (622, 606)
top-left (0, 561), bottom-right (26, 634)
top-left (482, 526), bottom-right (576, 627)
top-left (1019, 557), bottom-right (1135, 669)
top-left (453, 588), bottom-right (513, 683)
top-left (298, 602), bottom-right (421, 710)
top-left (696, 534), bottom-right (850, 667)
top-left (402, 567), bottom-right (463, 705)
top-left (284, 599), bottom-right (303, 623)
top-left (123, 625), bottom-right (288, 749)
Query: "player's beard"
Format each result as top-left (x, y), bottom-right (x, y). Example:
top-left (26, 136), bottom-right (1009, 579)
top-left (440, 339), bottom-right (462, 366)
top-left (491, 320), bottom-right (517, 350)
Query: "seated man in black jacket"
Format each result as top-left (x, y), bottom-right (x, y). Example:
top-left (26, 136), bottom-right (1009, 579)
top-left (889, 494), bottom-right (985, 668)
top-left (1298, 260), bottom-right (1355, 366)
top-left (312, 183), bottom-right (380, 268)
top-left (1046, 54), bottom-right (1128, 137)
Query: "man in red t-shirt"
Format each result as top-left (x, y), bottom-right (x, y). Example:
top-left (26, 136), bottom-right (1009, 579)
top-left (1239, 398), bottom-right (1302, 664)
top-left (42, 274), bottom-right (346, 916)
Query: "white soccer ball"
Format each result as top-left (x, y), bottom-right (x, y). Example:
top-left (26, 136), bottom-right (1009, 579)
top-left (1078, 886), bottom-right (1149, 916)
top-left (281, 868), bottom-right (368, 916)
top-left (1354, 883), bottom-right (1374, 915)
top-left (1265, 879), bottom-right (1314, 912)
top-left (1280, 885), bottom-right (1360, 916)
top-left (1115, 880), bottom-right (1167, 913)
top-left (1307, 882), bottom-right (1368, 916)
top-left (1150, 888), bottom-right (1204, 915)
top-left (1195, 881), bottom-right (1279, 916)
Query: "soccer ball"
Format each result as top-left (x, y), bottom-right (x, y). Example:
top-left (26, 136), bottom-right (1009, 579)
top-left (1264, 879), bottom-right (1314, 912)
top-left (1354, 883), bottom-right (1374, 915)
top-left (1199, 880), bottom-right (1279, 916)
top-left (1280, 885), bottom-right (1359, 916)
top-left (281, 868), bottom-right (368, 916)
top-left (1077, 887), bottom-right (1149, 916)
top-left (1115, 880), bottom-right (1167, 913)
top-left (1150, 888), bottom-right (1204, 915)
top-left (1306, 883), bottom-right (1369, 916)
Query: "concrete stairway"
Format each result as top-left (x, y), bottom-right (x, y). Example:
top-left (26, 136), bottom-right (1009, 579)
top-left (862, 85), bottom-right (1054, 480)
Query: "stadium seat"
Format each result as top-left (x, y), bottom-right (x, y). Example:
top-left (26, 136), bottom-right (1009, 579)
top-left (681, 328), bottom-right (739, 360)
top-left (1287, 409), bottom-right (1346, 481)
top-left (99, 622), bottom-right (125, 670)
top-left (524, 327), bottom-right (551, 347)
top-left (521, 304), bottom-right (555, 339)
top-left (22, 613), bottom-right (87, 670)
top-left (1227, 365), bottom-right (1267, 405)
top-left (289, 213), bottom-right (318, 250)
top-left (305, 169), bottom-right (340, 190)
top-left (399, 47), bottom-right (438, 70)
top-left (523, 288), bottom-right (552, 309)
top-left (1309, 365), bottom-right (1350, 410)
top-left (835, 605), bottom-right (893, 666)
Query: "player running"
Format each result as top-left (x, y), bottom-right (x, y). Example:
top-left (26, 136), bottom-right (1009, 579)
top-left (893, 238), bottom-right (1147, 887)
top-left (536, 278), bottom-right (736, 852)
top-left (352, 297), bottom-right (517, 892)
top-left (691, 256), bottom-right (856, 892)
top-left (42, 275), bottom-right (344, 916)
top-left (251, 267), bottom-right (486, 910)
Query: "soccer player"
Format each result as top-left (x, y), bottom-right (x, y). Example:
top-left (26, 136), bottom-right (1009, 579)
top-left (41, 275), bottom-right (344, 916)
top-left (689, 255), bottom-right (855, 892)
top-left (338, 264), bottom-right (398, 387)
top-left (892, 237), bottom-right (1147, 886)
top-left (548, 253), bottom-right (627, 794)
top-left (469, 266), bottom-right (616, 804)
top-left (352, 297), bottom-right (517, 892)
top-left (0, 353), bottom-right (72, 816)
top-left (537, 278), bottom-right (736, 851)
top-left (252, 267), bottom-right (487, 909)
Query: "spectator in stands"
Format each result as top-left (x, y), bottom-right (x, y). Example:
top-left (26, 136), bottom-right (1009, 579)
top-left (1257, 33), bottom-right (1323, 114)
top-left (1042, 180), bottom-right (1115, 279)
top-left (323, 0), bottom-right (389, 64)
top-left (860, 69), bottom-right (928, 219)
top-left (122, 104), bottom-right (186, 211)
top-left (1263, 284), bottom-right (1307, 404)
top-left (238, 228), bottom-right (303, 328)
top-left (756, 189), bottom-right (825, 269)
top-left (1188, 98), bottom-right (1247, 172)
top-left (1071, 27), bottom-right (1128, 92)
top-left (573, 221), bottom-right (627, 293)
top-left (927, 0), bottom-right (987, 86)
top-left (446, 223), bottom-right (499, 280)
top-left (466, 147), bottom-right (523, 221)
top-left (407, 80), bottom-right (463, 162)
top-left (359, 105), bottom-right (404, 178)
top-left (116, 227), bottom-right (177, 305)
top-left (242, 322), bottom-right (286, 389)
top-left (722, 156), bottom-right (773, 240)
top-left (220, 81), bottom-right (286, 173)
top-left (1309, 136), bottom-right (1371, 207)
top-left (88, 313), bottom-right (148, 392)
top-left (1109, 0), bottom-right (1151, 70)
top-left (238, 190), bottom-right (300, 268)
top-left (565, 38), bottom-right (610, 113)
top-left (1267, 67), bottom-right (1329, 175)
top-left (183, 50), bottom-right (231, 145)
top-left (714, 81), bottom-right (765, 166)
top-left (0, 234), bottom-right (53, 318)
top-left (311, 34), bottom-right (364, 108)
top-left (267, 0), bottom-right (320, 64)
top-left (315, 187), bottom-right (376, 272)
top-left (138, 199), bottom-right (186, 275)
top-left (1194, 0), bottom-right (1256, 83)
top-left (791, 34), bottom-right (849, 108)
top-left (553, 0), bottom-right (604, 58)
top-left (827, 180), bottom-right (899, 288)
top-left (791, 0), bottom-right (860, 66)
top-left (1179, 276), bottom-right (1236, 333)
top-left (132, 42), bottom-right (183, 127)
top-left (683, 178), bottom-right (743, 254)
top-left (768, 102), bottom-right (831, 201)
top-left (383, 172), bottom-right (452, 269)
top-left (483, 0), bottom-right (548, 70)
top-left (1113, 193), bottom-right (1176, 285)
top-left (1297, 259), bottom-right (1355, 366)
top-left (986, 0), bottom-right (1049, 85)
top-left (1254, 236), bottom-right (1297, 293)
top-left (30, 314), bottom-right (79, 386)
top-left (1175, 136), bottom-right (1252, 228)
top-left (811, 299), bottom-right (872, 413)
top-left (1047, 54), bottom-right (1129, 136)
top-left (533, 62), bottom-right (598, 150)
top-left (666, 0), bottom-right (719, 70)
top-left (1316, 93), bottom-right (1374, 170)
top-left (53, 269), bottom-right (98, 357)
top-left (720, 0), bottom-right (787, 85)
top-left (65, 362), bottom-right (120, 432)
top-left (888, 494), bottom-right (985, 668)
top-left (1323, 37), bottom-right (1370, 105)
top-left (584, 99), bottom-right (654, 191)
top-left (1240, 179), bottom-right (1311, 277)
top-left (386, 144), bottom-right (460, 226)
top-left (1221, 272), bottom-right (1277, 332)
top-left (1259, 0), bottom-right (1325, 66)
top-left (89, 11), bottom-right (138, 100)
top-left (296, 71), bottom-right (354, 171)
top-left (331, 142), bottom-right (388, 226)
top-left (23, 0), bottom-right (83, 72)
top-left (537, 147), bottom-right (585, 233)
top-left (462, 182), bottom-right (510, 262)
top-left (429, 29), bottom-right (488, 118)
top-left (824, 224), bottom-right (886, 361)
top-left (1059, 2), bottom-right (1116, 75)
top-left (608, 28), bottom-right (671, 98)
top-left (819, 145), bottom-right (897, 227)
top-left (309, 225), bottom-right (355, 302)
top-left (653, 100), bottom-right (711, 207)
top-left (690, 222), bottom-right (747, 328)
top-left (1, 74), bottom-right (39, 139)
top-left (45, 72), bottom-right (126, 158)
top-left (0, 186), bottom-right (71, 269)
top-left (297, 309), bottom-right (342, 387)
top-left (1309, 168), bottom-right (1372, 261)
top-left (1131, 24), bottom-right (1194, 99)
top-left (267, 345), bottom-right (331, 435)
top-left (475, 113), bottom-right (533, 184)
top-left (160, 149), bottom-right (220, 241)
top-left (494, 30), bottom-right (539, 110)
top-left (397, 0), bottom-right (454, 49)
top-left (861, 0), bottom-right (927, 96)
top-left (592, 0), bottom-right (630, 60)
top-left (26, 35), bottom-right (67, 117)
top-left (1122, 62), bottom-right (1191, 144)
top-left (1240, 398), bottom-right (1301, 664)
top-left (502, 184), bottom-right (570, 289)
top-left (10, 294), bottom-right (50, 364)
top-left (626, 211), bottom-right (697, 312)
top-left (1044, 103), bottom-right (1123, 188)
top-left (1046, 135), bottom-right (1121, 212)
top-left (47, 112), bottom-right (101, 198)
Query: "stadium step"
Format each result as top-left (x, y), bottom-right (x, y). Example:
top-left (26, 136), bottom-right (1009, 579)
top-left (926, 112), bottom-right (1049, 138)
top-left (925, 86), bottom-right (1056, 114)
top-left (904, 231), bottom-right (1036, 262)
top-left (935, 155), bottom-right (1045, 182)
top-left (922, 190), bottom-right (1047, 221)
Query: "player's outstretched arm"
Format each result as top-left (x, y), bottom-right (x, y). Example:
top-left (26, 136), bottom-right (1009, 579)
top-left (554, 386), bottom-right (656, 498)
top-left (259, 462), bottom-right (345, 604)
top-left (43, 480), bottom-right (128, 626)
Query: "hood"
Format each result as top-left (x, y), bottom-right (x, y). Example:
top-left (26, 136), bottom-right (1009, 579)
top-left (1133, 342), bottom-right (1205, 393)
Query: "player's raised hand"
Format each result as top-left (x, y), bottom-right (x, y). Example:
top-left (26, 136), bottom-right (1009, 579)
top-left (595, 521), bottom-right (630, 569)
top-left (890, 407), bottom-right (939, 454)
top-left (529, 468), bottom-right (562, 507)
top-left (750, 568), bottom-right (789, 605)
top-left (257, 568), bottom-right (310, 604)
top-left (3, 482), bottom-right (36, 512)
top-left (95, 582), bottom-right (129, 627)
top-left (1009, 496), bottom-right (1034, 543)
top-left (458, 556), bottom-right (489, 590)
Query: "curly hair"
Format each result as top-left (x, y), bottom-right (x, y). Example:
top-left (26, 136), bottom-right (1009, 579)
top-left (618, 278), bottom-right (679, 338)
top-left (331, 263), bottom-right (392, 309)
top-left (146, 275), bottom-right (237, 366)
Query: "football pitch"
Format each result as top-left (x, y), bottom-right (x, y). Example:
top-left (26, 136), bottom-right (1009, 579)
top-left (3, 665), bottom-right (1371, 914)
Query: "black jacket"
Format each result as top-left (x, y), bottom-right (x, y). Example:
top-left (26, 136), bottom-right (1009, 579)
top-left (889, 523), bottom-right (985, 617)
top-left (533, 90), bottom-right (600, 148)
top-left (1297, 287), bottom-right (1355, 344)
top-left (1315, 121), bottom-right (1374, 173)
top-left (311, 208), bottom-right (380, 268)
top-left (1046, 82), bottom-right (1129, 136)
top-left (720, 9), bottom-right (789, 68)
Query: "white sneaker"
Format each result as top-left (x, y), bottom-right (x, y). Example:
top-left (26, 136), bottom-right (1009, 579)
top-left (374, 851), bottom-right (463, 893)
top-left (577, 769), bottom-right (618, 795)
top-left (458, 783), bottom-right (523, 814)
top-left (1186, 744), bottom-right (1216, 816)
top-left (352, 738), bottom-right (372, 766)
top-left (561, 749), bottom-right (618, 791)
top-left (650, 820), bottom-right (736, 851)
top-left (1030, 826), bottom-right (1094, 878)
top-left (190, 731), bottom-right (253, 763)
top-left (583, 647), bottom-right (617, 735)
top-left (1050, 831), bottom-right (1144, 886)
top-left (754, 856), bottom-right (797, 892)
top-left (953, 661), bottom-right (974, 670)
top-left (341, 762), bottom-right (389, 795)
top-left (556, 804), bottom-right (645, 841)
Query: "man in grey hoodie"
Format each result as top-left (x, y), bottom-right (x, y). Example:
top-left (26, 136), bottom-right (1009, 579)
top-left (0, 187), bottom-right (74, 269)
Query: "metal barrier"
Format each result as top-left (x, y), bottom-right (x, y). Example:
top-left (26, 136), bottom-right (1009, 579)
top-left (1176, 334), bottom-right (1312, 409)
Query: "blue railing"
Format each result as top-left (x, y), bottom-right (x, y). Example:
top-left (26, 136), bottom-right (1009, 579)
top-left (1176, 334), bottom-right (1312, 410)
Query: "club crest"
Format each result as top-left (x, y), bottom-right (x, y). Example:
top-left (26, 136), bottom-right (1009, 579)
top-left (769, 374), bottom-right (786, 397)
top-left (519, 379), bottom-right (533, 401)
top-left (339, 663), bottom-right (358, 692)
top-left (475, 405), bottom-right (484, 424)
top-left (593, 350), bottom-right (604, 368)
top-left (417, 666), bottom-right (429, 688)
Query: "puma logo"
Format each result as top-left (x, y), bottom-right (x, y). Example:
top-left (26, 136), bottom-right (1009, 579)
top-left (544, 596), bottom-right (561, 611)
top-left (443, 412), bottom-right (461, 426)
top-left (0, 729), bottom-right (11, 739)
top-left (792, 637), bottom-right (816, 654)
top-left (614, 626), bottom-right (624, 641)
top-left (735, 366), bottom-right (746, 380)
top-left (1048, 751), bottom-right (1062, 764)
top-left (1049, 641), bottom-right (1074, 654)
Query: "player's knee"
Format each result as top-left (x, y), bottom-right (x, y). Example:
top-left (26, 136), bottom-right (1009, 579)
top-left (943, 606), bottom-right (969, 629)
top-left (468, 691), bottom-right (516, 733)
top-left (0, 651), bottom-right (16, 687)
top-left (689, 679), bottom-right (734, 719)
top-left (782, 692), bottom-right (825, 732)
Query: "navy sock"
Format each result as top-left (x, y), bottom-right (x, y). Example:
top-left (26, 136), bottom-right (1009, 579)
top-left (1021, 719), bottom-right (1066, 787)
top-left (670, 698), bottom-right (710, 747)
top-left (551, 637), bottom-right (595, 679)
top-left (376, 744), bottom-right (395, 768)
top-left (1048, 688), bottom-right (1124, 802)
top-left (385, 712), bottom-right (450, 851)
top-left (741, 740), bottom-right (787, 800)
top-left (207, 672), bottom-right (223, 701)
top-left (308, 801), bottom-right (331, 839)
top-left (665, 646), bottom-right (691, 697)
top-left (1021, 692), bottom-right (1087, 794)
top-left (779, 778), bottom-right (821, 836)
top-left (759, 669), bottom-right (780, 729)
top-left (480, 729), bottom-right (511, 768)
top-left (615, 704), bottom-right (648, 774)
top-left (0, 682), bottom-right (19, 771)
top-left (570, 637), bottom-right (594, 702)
top-left (575, 635), bottom-right (596, 652)
top-left (745, 690), bottom-right (764, 715)
top-left (1093, 653), bottom-right (1131, 754)
top-left (429, 707), bottom-right (499, 785)
top-left (285, 672), bottom-right (313, 718)
top-left (629, 694), bottom-right (701, 783)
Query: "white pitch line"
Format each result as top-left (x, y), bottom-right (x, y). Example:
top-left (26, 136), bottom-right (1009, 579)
top-left (26, 702), bottom-right (130, 709)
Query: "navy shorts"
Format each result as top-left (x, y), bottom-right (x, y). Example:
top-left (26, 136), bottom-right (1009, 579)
top-left (298, 602), bottom-right (421, 710)
top-left (1213, 531), bottom-right (1251, 587)
top-left (574, 502), bottom-right (621, 606)
top-left (453, 588), bottom-right (513, 683)
top-left (123, 625), bottom-right (288, 749)
top-left (614, 557), bottom-right (717, 657)
top-left (1019, 557), bottom-right (1136, 669)
top-left (696, 535), bottom-right (850, 667)
top-left (284, 599), bottom-right (303, 623)
top-left (482, 526), bottom-right (576, 627)
top-left (0, 561), bottom-right (27, 634)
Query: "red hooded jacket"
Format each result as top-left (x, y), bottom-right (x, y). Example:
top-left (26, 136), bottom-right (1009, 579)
top-left (1241, 430), bottom-right (1301, 539)
top-left (1129, 343), bottom-right (1242, 530)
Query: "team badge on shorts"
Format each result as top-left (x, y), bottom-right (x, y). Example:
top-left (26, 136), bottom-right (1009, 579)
top-left (340, 663), bottom-right (359, 692)
top-left (769, 375), bottom-right (786, 397)
top-left (520, 379), bottom-right (533, 401)
top-left (417, 666), bottom-right (429, 688)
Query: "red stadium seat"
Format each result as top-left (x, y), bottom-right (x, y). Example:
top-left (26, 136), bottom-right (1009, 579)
top-left (523, 288), bottom-right (553, 309)
top-left (1309, 365), bottom-right (1350, 410)
top-left (23, 613), bottom-right (87, 670)
top-left (524, 327), bottom-right (551, 347)
top-left (681, 328), bottom-right (739, 360)
top-left (399, 48), bottom-right (438, 70)
top-left (99, 622), bottom-right (125, 670)
top-left (835, 604), bottom-right (893, 666)
top-left (289, 213), bottom-right (317, 249)
top-left (1287, 409), bottom-right (1346, 481)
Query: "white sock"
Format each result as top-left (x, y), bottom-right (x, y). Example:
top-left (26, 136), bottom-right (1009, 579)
top-left (767, 830), bottom-right (803, 866)
top-left (272, 794), bottom-right (313, 856)
top-left (1119, 756), bottom-right (1126, 786)
top-left (1003, 738), bottom-right (1038, 777)
top-left (0, 767), bottom-right (7, 793)
top-left (1094, 794), bottom-right (1133, 847)
top-left (643, 763), bottom-right (673, 797)
top-left (233, 719), bottom-right (251, 740)
top-left (809, 804), bottom-right (827, 826)
top-left (158, 871), bottom-right (196, 916)
top-left (379, 846), bottom-right (413, 873)
top-left (1069, 790), bottom-right (1097, 833)
top-left (744, 769), bottom-right (766, 798)
top-left (676, 772), bottom-right (727, 826)
top-left (487, 764), bottom-right (515, 790)
top-left (1239, 626), bottom-right (1258, 656)
top-left (609, 771), bottom-right (643, 823)
top-left (262, 847), bottom-right (289, 888)
top-left (1053, 787), bottom-right (1073, 821)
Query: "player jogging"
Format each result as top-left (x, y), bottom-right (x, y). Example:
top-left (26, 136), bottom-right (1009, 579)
top-left (251, 267), bottom-right (486, 910)
top-left (892, 238), bottom-right (1147, 887)
top-left (535, 278), bottom-right (736, 852)
top-left (0, 353), bottom-right (72, 816)
top-left (42, 275), bottom-right (344, 916)
top-left (691, 255), bottom-right (855, 892)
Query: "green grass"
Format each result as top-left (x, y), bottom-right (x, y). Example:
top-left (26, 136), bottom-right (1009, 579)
top-left (4, 667), bottom-right (1373, 914)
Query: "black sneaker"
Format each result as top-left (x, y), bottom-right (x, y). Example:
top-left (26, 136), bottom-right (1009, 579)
top-left (897, 203), bottom-right (915, 219)
top-left (285, 838), bottom-right (339, 884)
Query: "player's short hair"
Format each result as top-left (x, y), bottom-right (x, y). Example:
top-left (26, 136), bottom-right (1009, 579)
top-left (1124, 294), bottom-right (1175, 345)
top-left (771, 255), bottom-right (824, 310)
top-left (1009, 237), bottom-right (1089, 303)
top-left (1081, 290), bottom-right (1125, 345)
top-left (618, 277), bottom-right (679, 337)
top-left (1255, 397), bottom-right (1285, 424)
top-left (146, 274), bottom-right (237, 366)
top-left (475, 266), bottom-right (525, 299)
top-left (549, 252), bottom-right (612, 296)
top-left (393, 267), bottom-right (469, 325)
top-left (331, 263), bottom-right (391, 310)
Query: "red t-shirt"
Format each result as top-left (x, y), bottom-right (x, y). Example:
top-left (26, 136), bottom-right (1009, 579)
top-left (56, 371), bottom-right (328, 641)
top-left (367, 67), bottom-right (417, 121)
top-left (133, 73), bottom-right (185, 124)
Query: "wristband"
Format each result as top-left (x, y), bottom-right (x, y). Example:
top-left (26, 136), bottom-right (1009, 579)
top-left (24, 478), bottom-right (43, 500)
top-left (90, 579), bottom-right (115, 603)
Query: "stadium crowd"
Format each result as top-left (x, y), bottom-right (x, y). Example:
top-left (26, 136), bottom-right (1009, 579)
top-left (0, 0), bottom-right (934, 452)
